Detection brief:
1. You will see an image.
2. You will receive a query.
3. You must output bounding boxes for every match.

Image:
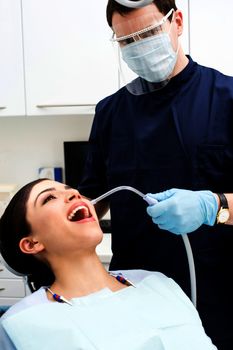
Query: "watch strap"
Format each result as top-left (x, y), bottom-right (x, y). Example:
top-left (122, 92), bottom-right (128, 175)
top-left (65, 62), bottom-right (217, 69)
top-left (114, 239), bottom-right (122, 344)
top-left (216, 193), bottom-right (230, 224)
top-left (216, 193), bottom-right (229, 209)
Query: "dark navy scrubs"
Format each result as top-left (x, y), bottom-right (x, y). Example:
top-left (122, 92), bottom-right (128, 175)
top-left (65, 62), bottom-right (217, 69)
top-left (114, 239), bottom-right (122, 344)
top-left (79, 56), bottom-right (233, 350)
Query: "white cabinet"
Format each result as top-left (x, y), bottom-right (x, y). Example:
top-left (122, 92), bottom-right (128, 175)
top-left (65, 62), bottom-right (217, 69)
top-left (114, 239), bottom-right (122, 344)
top-left (0, 256), bottom-right (27, 306)
top-left (0, 0), bottom-right (25, 117)
top-left (189, 0), bottom-right (233, 75)
top-left (22, 0), bottom-right (118, 116)
top-left (0, 0), bottom-right (118, 117)
top-left (0, 186), bottom-right (26, 305)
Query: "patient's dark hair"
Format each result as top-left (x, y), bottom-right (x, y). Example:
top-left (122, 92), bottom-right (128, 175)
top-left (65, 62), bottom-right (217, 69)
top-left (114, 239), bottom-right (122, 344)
top-left (0, 178), bottom-right (55, 291)
top-left (106, 0), bottom-right (177, 27)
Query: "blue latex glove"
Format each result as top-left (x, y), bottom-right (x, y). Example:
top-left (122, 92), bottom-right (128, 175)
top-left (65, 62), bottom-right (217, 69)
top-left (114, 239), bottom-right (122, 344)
top-left (146, 188), bottom-right (218, 235)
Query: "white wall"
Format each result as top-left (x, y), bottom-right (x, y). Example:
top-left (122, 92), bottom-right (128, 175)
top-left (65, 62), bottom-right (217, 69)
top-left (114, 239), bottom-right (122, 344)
top-left (0, 115), bottom-right (93, 188)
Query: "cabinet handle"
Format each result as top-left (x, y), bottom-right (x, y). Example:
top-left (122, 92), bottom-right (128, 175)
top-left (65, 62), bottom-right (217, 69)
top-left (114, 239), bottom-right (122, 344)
top-left (0, 106), bottom-right (6, 110)
top-left (0, 287), bottom-right (6, 291)
top-left (36, 104), bottom-right (95, 108)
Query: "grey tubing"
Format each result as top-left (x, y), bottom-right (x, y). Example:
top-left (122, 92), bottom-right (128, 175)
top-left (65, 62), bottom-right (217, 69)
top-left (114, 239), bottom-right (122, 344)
top-left (181, 234), bottom-right (197, 307)
top-left (114, 0), bottom-right (153, 8)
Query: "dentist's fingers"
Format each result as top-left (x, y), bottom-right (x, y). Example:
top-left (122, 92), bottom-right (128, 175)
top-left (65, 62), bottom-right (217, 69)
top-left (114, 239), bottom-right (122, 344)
top-left (146, 188), bottom-right (179, 202)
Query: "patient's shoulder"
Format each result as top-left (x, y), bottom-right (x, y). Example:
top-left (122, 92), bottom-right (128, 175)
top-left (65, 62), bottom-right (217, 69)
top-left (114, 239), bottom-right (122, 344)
top-left (1, 287), bottom-right (49, 320)
top-left (112, 269), bottom-right (195, 307)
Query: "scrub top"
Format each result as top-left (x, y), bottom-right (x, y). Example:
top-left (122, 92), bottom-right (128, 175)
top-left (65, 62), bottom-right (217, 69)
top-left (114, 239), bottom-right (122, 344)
top-left (0, 270), bottom-right (216, 350)
top-left (78, 56), bottom-right (233, 348)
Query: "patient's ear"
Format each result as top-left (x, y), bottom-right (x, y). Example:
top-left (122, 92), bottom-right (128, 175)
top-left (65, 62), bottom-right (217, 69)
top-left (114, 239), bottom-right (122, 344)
top-left (19, 237), bottom-right (44, 255)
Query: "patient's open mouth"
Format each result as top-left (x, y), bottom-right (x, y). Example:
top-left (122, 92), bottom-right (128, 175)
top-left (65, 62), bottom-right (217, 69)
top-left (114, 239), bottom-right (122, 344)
top-left (68, 203), bottom-right (92, 222)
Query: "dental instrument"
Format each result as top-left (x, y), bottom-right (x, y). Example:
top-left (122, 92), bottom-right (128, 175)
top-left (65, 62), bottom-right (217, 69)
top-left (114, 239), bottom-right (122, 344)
top-left (91, 186), bottom-right (197, 307)
top-left (114, 0), bottom-right (153, 8)
top-left (91, 185), bottom-right (158, 206)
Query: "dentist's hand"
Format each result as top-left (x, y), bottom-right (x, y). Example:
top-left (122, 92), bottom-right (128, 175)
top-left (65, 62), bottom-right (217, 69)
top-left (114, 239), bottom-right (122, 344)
top-left (146, 188), bottom-right (218, 235)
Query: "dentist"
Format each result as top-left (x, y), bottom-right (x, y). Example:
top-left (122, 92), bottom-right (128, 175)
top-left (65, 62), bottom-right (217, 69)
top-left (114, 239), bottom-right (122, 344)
top-left (78, 1), bottom-right (233, 349)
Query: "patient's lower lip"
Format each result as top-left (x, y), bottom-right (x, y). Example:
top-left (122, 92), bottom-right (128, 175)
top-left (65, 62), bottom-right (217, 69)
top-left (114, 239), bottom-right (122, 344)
top-left (74, 217), bottom-right (96, 224)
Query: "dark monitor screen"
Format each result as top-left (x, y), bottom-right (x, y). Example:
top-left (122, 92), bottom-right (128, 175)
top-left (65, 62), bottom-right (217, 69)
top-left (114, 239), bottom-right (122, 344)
top-left (63, 141), bottom-right (89, 189)
top-left (63, 141), bottom-right (112, 232)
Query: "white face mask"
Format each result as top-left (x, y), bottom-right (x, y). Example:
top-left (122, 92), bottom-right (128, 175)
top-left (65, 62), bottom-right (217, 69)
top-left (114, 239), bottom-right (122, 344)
top-left (121, 23), bottom-right (179, 83)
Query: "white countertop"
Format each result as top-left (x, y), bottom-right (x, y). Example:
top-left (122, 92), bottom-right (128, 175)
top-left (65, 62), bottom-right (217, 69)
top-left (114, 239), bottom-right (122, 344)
top-left (96, 233), bottom-right (112, 263)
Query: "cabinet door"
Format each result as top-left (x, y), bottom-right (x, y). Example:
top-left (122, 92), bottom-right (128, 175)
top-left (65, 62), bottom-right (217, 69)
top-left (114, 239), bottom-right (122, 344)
top-left (119, 0), bottom-right (190, 87)
top-left (189, 0), bottom-right (233, 75)
top-left (0, 0), bottom-right (25, 117)
top-left (22, 0), bottom-right (118, 116)
top-left (0, 279), bottom-right (26, 297)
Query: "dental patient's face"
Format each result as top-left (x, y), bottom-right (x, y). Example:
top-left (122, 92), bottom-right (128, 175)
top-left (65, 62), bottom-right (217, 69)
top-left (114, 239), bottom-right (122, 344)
top-left (25, 180), bottom-right (103, 255)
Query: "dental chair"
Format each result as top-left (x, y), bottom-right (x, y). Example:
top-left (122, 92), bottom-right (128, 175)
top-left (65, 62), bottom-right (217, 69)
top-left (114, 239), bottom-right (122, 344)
top-left (0, 305), bottom-right (10, 317)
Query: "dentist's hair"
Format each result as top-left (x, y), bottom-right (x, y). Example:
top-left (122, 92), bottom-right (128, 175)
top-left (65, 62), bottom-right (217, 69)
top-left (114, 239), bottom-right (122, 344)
top-left (106, 0), bottom-right (177, 27)
top-left (0, 178), bottom-right (55, 291)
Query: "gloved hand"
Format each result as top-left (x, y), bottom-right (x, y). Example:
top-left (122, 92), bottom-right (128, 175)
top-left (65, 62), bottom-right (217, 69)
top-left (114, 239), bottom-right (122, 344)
top-left (146, 188), bottom-right (218, 235)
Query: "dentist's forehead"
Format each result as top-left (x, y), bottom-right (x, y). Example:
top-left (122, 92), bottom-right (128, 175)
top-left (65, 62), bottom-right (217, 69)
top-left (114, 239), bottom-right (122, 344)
top-left (112, 4), bottom-right (163, 36)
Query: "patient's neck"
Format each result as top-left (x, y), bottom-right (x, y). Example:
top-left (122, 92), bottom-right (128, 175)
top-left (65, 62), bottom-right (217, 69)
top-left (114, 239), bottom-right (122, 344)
top-left (48, 252), bottom-right (122, 299)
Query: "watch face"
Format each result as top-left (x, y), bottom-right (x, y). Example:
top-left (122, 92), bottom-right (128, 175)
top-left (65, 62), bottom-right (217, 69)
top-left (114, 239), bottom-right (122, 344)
top-left (218, 208), bottom-right (230, 223)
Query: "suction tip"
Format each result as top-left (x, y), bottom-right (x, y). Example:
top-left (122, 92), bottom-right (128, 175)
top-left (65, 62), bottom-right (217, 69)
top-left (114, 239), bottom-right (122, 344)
top-left (143, 194), bottom-right (158, 205)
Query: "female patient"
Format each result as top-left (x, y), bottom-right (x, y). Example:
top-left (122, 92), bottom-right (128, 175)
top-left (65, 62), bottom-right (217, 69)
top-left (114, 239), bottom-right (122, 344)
top-left (0, 179), bottom-right (217, 350)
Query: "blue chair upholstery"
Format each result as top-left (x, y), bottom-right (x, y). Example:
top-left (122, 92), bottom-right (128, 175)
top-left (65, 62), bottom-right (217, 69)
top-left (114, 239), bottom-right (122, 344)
top-left (0, 305), bottom-right (10, 317)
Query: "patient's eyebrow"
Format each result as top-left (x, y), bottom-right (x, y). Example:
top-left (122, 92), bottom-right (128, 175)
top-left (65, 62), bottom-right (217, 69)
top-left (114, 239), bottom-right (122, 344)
top-left (34, 185), bottom-right (72, 206)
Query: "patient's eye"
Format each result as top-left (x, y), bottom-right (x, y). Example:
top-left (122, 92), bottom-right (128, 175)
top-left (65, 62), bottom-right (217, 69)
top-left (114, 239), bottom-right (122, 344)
top-left (42, 194), bottom-right (56, 205)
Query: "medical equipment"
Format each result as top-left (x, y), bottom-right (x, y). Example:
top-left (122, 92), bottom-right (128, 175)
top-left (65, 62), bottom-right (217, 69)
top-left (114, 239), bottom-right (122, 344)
top-left (111, 8), bottom-right (174, 46)
top-left (91, 186), bottom-right (197, 306)
top-left (114, 0), bottom-right (153, 8)
top-left (91, 185), bottom-right (157, 206)
top-left (111, 3), bottom-right (178, 94)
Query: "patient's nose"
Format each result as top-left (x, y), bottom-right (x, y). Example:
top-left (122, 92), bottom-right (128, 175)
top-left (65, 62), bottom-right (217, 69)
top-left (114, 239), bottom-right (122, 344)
top-left (64, 190), bottom-right (81, 202)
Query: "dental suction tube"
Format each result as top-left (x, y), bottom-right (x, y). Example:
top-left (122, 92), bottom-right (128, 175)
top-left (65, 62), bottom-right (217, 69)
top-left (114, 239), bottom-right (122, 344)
top-left (91, 185), bottom-right (154, 205)
top-left (91, 185), bottom-right (197, 307)
top-left (114, 0), bottom-right (153, 9)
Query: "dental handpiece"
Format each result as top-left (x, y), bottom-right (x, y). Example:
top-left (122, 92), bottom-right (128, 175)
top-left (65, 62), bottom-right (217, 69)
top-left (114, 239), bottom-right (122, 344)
top-left (90, 186), bottom-right (158, 206)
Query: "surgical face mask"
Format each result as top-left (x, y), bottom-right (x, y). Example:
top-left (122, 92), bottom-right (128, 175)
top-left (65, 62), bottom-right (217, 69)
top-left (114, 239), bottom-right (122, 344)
top-left (120, 17), bottom-right (178, 83)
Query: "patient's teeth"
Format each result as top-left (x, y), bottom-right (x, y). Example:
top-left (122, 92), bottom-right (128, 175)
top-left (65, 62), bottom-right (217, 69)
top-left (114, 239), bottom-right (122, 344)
top-left (68, 205), bottom-right (89, 221)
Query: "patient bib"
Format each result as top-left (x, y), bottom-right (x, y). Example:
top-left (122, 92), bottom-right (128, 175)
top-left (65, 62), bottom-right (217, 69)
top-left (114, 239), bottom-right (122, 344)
top-left (2, 275), bottom-right (215, 350)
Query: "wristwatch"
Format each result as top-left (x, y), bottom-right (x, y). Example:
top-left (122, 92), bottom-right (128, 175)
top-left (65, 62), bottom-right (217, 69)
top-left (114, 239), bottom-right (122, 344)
top-left (216, 193), bottom-right (230, 224)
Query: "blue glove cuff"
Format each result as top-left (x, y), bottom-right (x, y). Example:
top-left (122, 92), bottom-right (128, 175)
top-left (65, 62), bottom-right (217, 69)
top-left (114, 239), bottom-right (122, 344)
top-left (199, 191), bottom-right (218, 226)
